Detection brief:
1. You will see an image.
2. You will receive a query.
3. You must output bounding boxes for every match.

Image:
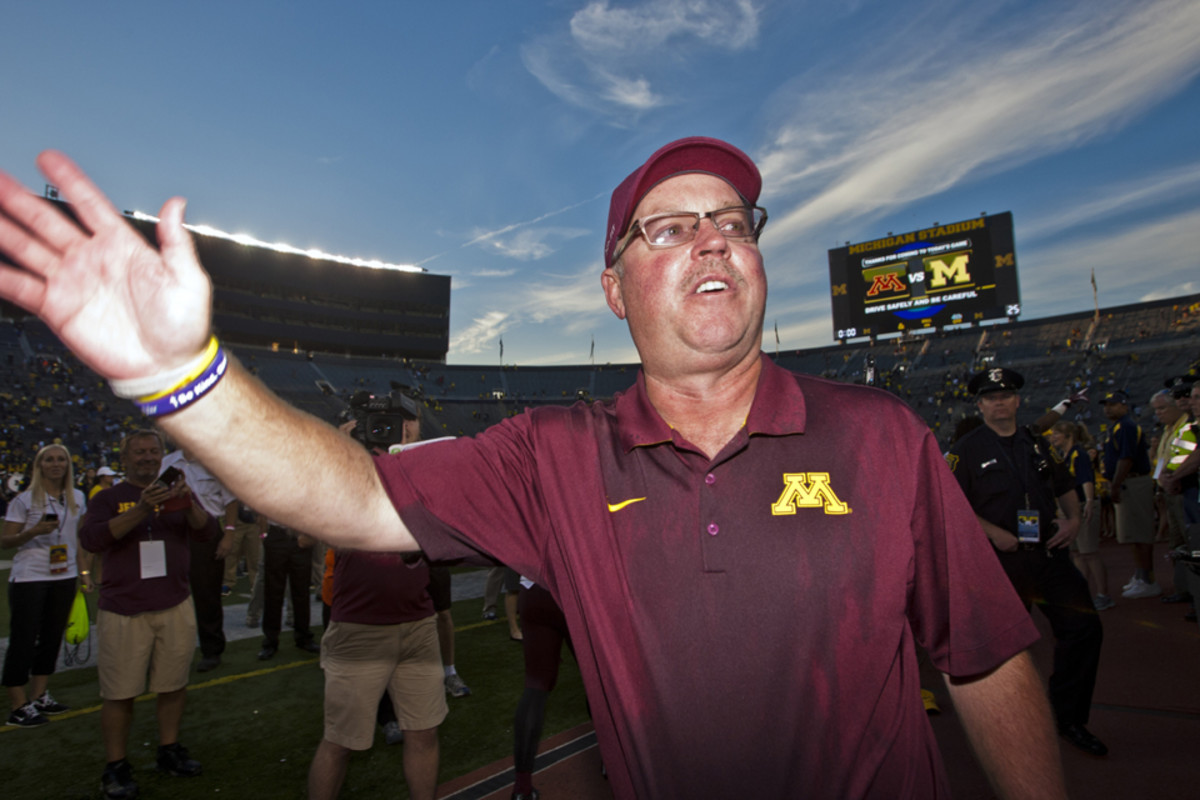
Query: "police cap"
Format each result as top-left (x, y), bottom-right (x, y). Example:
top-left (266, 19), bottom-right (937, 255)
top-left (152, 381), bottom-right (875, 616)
top-left (969, 367), bottom-right (1024, 397)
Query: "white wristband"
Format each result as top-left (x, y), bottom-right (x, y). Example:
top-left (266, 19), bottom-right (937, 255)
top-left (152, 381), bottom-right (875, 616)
top-left (109, 338), bottom-right (218, 400)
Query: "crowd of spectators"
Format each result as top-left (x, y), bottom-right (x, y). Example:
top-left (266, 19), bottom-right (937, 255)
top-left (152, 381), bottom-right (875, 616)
top-left (2, 299), bottom-right (1198, 501)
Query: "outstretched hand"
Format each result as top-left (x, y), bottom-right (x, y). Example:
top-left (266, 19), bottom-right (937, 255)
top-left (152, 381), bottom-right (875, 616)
top-left (0, 151), bottom-right (212, 382)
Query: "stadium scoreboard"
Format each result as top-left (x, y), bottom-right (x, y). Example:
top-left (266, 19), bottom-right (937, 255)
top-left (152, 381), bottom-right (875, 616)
top-left (827, 212), bottom-right (1020, 341)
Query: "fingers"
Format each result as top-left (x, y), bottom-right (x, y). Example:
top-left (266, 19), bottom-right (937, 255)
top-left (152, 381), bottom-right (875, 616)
top-left (0, 161), bottom-right (93, 257)
top-left (157, 196), bottom-right (202, 279)
top-left (35, 150), bottom-right (124, 236)
top-left (0, 261), bottom-right (48, 316)
top-left (0, 173), bottom-right (79, 279)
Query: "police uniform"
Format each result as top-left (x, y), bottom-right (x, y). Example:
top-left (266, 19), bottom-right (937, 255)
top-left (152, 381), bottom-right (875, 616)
top-left (948, 368), bottom-right (1105, 752)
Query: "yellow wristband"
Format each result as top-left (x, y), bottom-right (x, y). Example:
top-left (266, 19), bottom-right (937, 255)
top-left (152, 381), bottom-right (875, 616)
top-left (109, 336), bottom-right (220, 401)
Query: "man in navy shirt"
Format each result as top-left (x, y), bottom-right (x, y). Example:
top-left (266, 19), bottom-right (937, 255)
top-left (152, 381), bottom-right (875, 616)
top-left (1101, 390), bottom-right (1158, 598)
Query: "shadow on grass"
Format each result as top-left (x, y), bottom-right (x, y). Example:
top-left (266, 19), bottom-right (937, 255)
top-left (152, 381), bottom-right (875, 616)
top-left (0, 596), bottom-right (589, 798)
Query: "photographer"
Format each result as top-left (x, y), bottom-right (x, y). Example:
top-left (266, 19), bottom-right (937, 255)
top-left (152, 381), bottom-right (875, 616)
top-left (948, 368), bottom-right (1105, 757)
top-left (343, 390), bottom-right (472, 700)
top-left (307, 391), bottom-right (445, 800)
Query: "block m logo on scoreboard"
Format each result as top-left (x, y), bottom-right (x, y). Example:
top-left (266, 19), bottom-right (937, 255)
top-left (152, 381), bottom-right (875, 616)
top-left (924, 252), bottom-right (973, 291)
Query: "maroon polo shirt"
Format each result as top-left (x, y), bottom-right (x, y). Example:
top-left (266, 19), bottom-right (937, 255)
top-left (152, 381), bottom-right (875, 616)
top-left (331, 550), bottom-right (434, 625)
top-left (81, 480), bottom-right (218, 616)
top-left (375, 354), bottom-right (1038, 800)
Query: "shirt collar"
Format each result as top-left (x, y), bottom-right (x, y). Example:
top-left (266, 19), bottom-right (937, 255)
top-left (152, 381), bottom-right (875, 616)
top-left (614, 353), bottom-right (807, 452)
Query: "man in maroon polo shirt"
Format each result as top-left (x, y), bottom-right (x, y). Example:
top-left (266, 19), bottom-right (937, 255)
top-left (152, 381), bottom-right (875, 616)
top-left (82, 429), bottom-right (219, 798)
top-left (0, 140), bottom-right (1066, 800)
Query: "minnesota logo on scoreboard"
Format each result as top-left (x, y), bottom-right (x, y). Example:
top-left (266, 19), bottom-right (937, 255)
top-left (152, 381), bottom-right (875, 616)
top-left (862, 264), bottom-right (909, 303)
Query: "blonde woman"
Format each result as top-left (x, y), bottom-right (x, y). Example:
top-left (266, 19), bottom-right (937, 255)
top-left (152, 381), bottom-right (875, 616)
top-left (2, 444), bottom-right (87, 727)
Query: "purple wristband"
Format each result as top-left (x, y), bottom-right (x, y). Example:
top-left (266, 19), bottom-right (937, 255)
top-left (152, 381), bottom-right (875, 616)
top-left (136, 348), bottom-right (229, 417)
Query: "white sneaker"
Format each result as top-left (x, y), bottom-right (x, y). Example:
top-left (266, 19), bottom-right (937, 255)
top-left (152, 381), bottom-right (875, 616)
top-left (1093, 594), bottom-right (1116, 611)
top-left (1122, 580), bottom-right (1162, 599)
top-left (1122, 574), bottom-right (1139, 591)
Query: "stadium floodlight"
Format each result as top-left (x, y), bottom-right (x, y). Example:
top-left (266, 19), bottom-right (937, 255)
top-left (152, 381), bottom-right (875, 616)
top-left (128, 210), bottom-right (424, 273)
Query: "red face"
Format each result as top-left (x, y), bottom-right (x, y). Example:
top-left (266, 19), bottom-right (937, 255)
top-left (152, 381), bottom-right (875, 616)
top-left (601, 173), bottom-right (766, 376)
top-left (122, 435), bottom-right (163, 487)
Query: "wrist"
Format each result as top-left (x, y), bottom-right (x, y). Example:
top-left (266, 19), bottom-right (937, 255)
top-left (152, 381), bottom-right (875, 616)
top-left (111, 336), bottom-right (230, 419)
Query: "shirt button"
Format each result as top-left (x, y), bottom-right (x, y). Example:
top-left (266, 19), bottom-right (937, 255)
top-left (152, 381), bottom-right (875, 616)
top-left (707, 523), bottom-right (719, 536)
top-left (705, 473), bottom-right (716, 485)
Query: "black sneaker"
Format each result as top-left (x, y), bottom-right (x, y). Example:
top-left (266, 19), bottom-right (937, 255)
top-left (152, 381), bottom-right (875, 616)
top-left (32, 690), bottom-right (70, 715)
top-left (157, 742), bottom-right (202, 777)
top-left (6, 702), bottom-right (49, 728)
top-left (101, 758), bottom-right (139, 799)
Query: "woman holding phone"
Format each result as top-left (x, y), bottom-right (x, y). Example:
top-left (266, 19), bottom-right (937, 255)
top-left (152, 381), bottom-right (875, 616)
top-left (2, 443), bottom-right (87, 727)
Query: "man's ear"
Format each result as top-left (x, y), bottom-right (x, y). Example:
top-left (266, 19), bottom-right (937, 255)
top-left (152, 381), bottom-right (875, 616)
top-left (601, 268), bottom-right (626, 320)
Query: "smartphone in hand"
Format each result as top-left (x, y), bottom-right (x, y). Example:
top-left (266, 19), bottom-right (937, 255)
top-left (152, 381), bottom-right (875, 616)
top-left (155, 466), bottom-right (183, 490)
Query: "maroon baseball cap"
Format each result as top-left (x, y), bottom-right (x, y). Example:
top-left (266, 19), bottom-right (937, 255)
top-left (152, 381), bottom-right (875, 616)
top-left (604, 136), bottom-right (761, 268)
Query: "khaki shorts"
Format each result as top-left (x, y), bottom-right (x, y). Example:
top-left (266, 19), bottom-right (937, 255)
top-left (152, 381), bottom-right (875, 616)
top-left (320, 616), bottom-right (447, 750)
top-left (1114, 475), bottom-right (1156, 544)
top-left (98, 597), bottom-right (196, 700)
top-left (1072, 505), bottom-right (1102, 555)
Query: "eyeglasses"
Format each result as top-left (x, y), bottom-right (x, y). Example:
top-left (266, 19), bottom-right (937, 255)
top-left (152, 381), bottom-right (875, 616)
top-left (613, 205), bottom-right (768, 264)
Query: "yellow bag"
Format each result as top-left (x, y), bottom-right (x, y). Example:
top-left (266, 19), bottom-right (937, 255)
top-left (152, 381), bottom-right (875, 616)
top-left (64, 589), bottom-right (90, 645)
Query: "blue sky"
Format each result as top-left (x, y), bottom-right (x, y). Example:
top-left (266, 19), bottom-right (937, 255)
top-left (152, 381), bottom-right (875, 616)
top-left (3, 0), bottom-right (1198, 366)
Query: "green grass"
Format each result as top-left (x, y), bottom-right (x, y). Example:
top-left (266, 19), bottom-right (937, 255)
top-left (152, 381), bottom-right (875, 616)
top-left (0, 568), bottom-right (590, 798)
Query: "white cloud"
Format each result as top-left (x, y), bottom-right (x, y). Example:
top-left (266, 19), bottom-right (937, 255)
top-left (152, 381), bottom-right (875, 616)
top-left (1141, 282), bottom-right (1200, 302)
top-left (1020, 161), bottom-right (1200, 242)
top-left (524, 265), bottom-right (612, 333)
top-left (471, 268), bottom-right (519, 278)
top-left (569, 0), bottom-right (760, 53)
top-left (597, 71), bottom-right (663, 111)
top-left (449, 310), bottom-right (515, 355)
top-left (448, 264), bottom-right (615, 359)
top-left (474, 226), bottom-right (592, 261)
top-left (1020, 207), bottom-right (1200, 318)
top-left (760, 0), bottom-right (1200, 243)
top-left (522, 0), bottom-right (761, 117)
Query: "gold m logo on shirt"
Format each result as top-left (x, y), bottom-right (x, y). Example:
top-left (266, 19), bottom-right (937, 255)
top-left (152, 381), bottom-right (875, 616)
top-left (771, 473), bottom-right (851, 516)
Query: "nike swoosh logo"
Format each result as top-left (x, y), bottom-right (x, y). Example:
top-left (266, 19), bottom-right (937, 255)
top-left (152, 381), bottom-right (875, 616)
top-left (606, 497), bottom-right (646, 513)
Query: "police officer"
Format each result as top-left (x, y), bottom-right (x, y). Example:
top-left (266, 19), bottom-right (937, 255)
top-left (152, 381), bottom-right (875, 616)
top-left (948, 367), bottom-right (1107, 757)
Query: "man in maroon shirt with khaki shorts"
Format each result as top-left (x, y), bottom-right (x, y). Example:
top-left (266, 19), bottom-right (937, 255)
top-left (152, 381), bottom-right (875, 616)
top-left (82, 429), bottom-right (219, 799)
top-left (1, 138), bottom-right (1070, 800)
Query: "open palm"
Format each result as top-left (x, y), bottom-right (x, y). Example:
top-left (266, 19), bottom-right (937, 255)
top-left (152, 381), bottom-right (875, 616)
top-left (0, 151), bottom-right (212, 381)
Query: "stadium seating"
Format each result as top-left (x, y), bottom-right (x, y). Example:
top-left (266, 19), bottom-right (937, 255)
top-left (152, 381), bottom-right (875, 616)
top-left (0, 294), bottom-right (1195, 487)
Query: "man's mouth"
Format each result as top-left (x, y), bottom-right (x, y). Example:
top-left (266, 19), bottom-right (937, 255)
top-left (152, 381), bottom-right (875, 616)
top-left (695, 280), bottom-right (729, 294)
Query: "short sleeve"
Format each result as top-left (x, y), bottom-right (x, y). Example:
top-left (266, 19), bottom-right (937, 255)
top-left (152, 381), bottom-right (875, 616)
top-left (908, 432), bottom-right (1039, 677)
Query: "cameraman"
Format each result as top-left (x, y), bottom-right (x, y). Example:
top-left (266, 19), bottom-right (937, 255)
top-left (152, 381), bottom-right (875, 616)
top-left (948, 368), bottom-right (1105, 758)
top-left (308, 392), bottom-right (445, 800)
